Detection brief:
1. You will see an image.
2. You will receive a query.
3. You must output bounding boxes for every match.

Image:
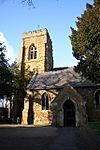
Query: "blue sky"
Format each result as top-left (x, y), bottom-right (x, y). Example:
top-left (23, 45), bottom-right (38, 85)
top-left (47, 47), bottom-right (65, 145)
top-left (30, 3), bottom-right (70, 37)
top-left (0, 0), bottom-right (93, 67)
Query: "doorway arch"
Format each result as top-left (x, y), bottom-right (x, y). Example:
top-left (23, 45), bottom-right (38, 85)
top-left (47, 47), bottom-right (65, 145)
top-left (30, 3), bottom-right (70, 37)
top-left (63, 99), bottom-right (76, 127)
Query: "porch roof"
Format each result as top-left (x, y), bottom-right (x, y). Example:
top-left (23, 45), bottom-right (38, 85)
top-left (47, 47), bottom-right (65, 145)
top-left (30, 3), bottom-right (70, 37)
top-left (27, 67), bottom-right (96, 90)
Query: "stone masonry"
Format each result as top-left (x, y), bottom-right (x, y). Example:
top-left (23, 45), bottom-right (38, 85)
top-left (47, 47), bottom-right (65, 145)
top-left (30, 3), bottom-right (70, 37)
top-left (18, 28), bottom-right (53, 73)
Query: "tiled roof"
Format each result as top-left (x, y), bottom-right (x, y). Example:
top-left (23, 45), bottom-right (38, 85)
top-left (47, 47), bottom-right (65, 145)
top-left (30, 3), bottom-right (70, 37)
top-left (27, 67), bottom-right (96, 90)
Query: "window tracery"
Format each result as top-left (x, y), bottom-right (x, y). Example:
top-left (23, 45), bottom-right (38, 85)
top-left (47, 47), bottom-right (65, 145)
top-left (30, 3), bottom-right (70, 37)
top-left (41, 93), bottom-right (49, 110)
top-left (29, 44), bottom-right (37, 60)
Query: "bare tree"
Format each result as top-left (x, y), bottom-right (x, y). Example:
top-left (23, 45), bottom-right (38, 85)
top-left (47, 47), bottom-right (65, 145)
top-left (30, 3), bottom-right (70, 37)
top-left (0, 0), bottom-right (35, 7)
top-left (21, 0), bottom-right (35, 7)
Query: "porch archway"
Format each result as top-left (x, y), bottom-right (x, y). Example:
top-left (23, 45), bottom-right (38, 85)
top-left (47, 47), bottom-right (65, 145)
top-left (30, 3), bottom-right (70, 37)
top-left (63, 99), bottom-right (76, 127)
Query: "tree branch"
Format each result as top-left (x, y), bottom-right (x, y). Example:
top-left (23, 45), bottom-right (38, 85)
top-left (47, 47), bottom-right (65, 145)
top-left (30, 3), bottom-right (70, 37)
top-left (22, 0), bottom-right (35, 7)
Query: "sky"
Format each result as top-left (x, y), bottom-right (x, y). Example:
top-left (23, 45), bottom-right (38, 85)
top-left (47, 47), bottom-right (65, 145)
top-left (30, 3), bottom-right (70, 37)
top-left (0, 0), bottom-right (93, 67)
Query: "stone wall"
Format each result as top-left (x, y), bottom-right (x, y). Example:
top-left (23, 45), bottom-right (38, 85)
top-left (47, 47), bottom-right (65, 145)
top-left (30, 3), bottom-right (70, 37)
top-left (33, 89), bottom-right (59, 126)
top-left (21, 89), bottom-right (60, 125)
top-left (75, 86), bottom-right (100, 121)
top-left (22, 85), bottom-right (100, 125)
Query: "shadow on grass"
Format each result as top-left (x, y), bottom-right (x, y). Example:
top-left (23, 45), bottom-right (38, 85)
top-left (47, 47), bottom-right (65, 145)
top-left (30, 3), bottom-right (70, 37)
top-left (88, 122), bottom-right (100, 135)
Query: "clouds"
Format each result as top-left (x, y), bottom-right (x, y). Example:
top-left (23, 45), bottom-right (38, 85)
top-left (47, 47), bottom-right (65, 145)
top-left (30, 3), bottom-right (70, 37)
top-left (0, 32), bottom-right (17, 64)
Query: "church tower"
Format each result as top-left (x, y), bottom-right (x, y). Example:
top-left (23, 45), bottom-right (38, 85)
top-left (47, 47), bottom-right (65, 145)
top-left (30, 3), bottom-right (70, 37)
top-left (18, 28), bottom-right (53, 73)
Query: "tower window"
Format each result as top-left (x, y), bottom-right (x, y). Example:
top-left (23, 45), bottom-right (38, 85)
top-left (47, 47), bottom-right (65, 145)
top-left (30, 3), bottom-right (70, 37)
top-left (41, 93), bottom-right (49, 110)
top-left (29, 45), bottom-right (37, 60)
top-left (94, 90), bottom-right (100, 109)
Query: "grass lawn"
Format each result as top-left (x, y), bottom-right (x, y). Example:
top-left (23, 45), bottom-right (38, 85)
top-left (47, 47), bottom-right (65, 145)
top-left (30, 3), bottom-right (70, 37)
top-left (88, 122), bottom-right (100, 135)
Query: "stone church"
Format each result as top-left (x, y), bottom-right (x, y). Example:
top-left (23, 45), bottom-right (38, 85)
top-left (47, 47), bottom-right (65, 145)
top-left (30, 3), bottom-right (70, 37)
top-left (18, 28), bottom-right (100, 127)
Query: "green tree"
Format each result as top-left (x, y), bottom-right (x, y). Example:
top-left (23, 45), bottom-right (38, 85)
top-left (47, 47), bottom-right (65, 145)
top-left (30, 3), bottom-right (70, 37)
top-left (0, 42), bottom-right (15, 124)
top-left (11, 61), bottom-right (34, 123)
top-left (0, 42), bottom-right (33, 123)
top-left (70, 0), bottom-right (100, 84)
top-left (0, 42), bottom-right (13, 99)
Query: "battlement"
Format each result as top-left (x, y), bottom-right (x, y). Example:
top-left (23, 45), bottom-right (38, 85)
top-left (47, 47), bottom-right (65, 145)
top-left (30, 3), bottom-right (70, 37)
top-left (22, 28), bottom-right (48, 38)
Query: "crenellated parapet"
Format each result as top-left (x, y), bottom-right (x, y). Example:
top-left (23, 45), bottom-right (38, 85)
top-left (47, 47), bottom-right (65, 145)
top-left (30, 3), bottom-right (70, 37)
top-left (22, 28), bottom-right (48, 39)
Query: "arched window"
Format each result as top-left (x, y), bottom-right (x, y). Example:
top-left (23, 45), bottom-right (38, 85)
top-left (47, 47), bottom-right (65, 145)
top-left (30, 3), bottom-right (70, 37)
top-left (41, 93), bottom-right (49, 110)
top-left (94, 89), bottom-right (100, 109)
top-left (29, 44), bottom-right (37, 60)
